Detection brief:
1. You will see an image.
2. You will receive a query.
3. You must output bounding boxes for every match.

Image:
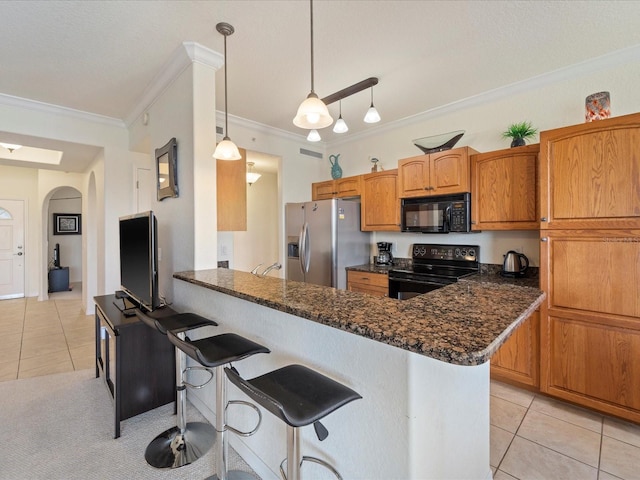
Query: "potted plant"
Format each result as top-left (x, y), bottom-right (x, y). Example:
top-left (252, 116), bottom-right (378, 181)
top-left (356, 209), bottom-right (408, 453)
top-left (502, 121), bottom-right (538, 147)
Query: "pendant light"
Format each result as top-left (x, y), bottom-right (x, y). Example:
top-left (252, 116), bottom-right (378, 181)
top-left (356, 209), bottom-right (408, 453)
top-left (363, 86), bottom-right (381, 123)
top-left (246, 162), bottom-right (261, 186)
top-left (307, 129), bottom-right (321, 142)
top-left (332, 101), bottom-right (349, 133)
top-left (213, 22), bottom-right (242, 161)
top-left (293, 0), bottom-right (333, 130)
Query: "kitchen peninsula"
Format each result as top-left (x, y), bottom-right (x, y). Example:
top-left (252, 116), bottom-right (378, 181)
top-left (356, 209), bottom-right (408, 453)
top-left (172, 269), bottom-right (544, 479)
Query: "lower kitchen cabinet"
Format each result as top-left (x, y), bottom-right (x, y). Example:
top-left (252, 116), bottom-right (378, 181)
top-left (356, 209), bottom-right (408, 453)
top-left (491, 309), bottom-right (539, 388)
top-left (347, 271), bottom-right (388, 297)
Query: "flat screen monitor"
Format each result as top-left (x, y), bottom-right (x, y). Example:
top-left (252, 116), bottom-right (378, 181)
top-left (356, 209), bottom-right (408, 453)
top-left (118, 211), bottom-right (159, 312)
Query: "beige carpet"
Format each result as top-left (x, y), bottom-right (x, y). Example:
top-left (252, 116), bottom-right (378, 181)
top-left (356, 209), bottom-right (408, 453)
top-left (0, 369), bottom-right (259, 479)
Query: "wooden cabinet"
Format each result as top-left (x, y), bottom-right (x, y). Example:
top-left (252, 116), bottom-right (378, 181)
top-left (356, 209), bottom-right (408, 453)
top-left (311, 175), bottom-right (362, 200)
top-left (539, 230), bottom-right (640, 423)
top-left (398, 146), bottom-right (477, 198)
top-left (217, 147), bottom-right (247, 231)
top-left (471, 144), bottom-right (539, 230)
top-left (347, 270), bottom-right (388, 297)
top-left (491, 309), bottom-right (540, 388)
top-left (539, 112), bottom-right (640, 230)
top-left (361, 169), bottom-right (400, 231)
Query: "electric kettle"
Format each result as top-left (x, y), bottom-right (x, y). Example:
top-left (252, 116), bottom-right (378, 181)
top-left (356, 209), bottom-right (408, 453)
top-left (502, 250), bottom-right (529, 276)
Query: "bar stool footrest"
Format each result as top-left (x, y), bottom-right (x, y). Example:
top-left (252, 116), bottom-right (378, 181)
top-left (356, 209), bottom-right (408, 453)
top-left (279, 456), bottom-right (343, 480)
top-left (225, 399), bottom-right (262, 437)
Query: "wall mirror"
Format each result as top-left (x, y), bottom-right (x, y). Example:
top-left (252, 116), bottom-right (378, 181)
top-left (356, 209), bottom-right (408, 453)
top-left (156, 137), bottom-right (178, 201)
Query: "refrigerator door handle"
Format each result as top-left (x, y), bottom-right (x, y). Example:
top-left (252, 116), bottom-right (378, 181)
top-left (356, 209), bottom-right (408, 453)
top-left (298, 224), bottom-right (306, 274)
top-left (302, 222), bottom-right (311, 273)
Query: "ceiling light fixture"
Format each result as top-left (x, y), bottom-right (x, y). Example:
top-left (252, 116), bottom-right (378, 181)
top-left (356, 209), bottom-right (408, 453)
top-left (246, 162), bottom-right (261, 186)
top-left (363, 86), bottom-right (381, 123)
top-left (213, 22), bottom-right (242, 161)
top-left (307, 129), bottom-right (321, 142)
top-left (293, 0), bottom-right (333, 130)
top-left (0, 143), bottom-right (23, 153)
top-left (332, 101), bottom-right (348, 134)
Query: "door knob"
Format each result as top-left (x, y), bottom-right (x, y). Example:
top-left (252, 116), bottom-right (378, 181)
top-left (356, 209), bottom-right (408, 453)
top-left (14, 252), bottom-right (23, 256)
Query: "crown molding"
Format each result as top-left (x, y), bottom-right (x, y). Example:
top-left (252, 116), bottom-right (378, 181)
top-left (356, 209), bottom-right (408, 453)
top-left (0, 92), bottom-right (125, 128)
top-left (125, 42), bottom-right (224, 127)
top-left (217, 111), bottom-right (308, 145)
top-left (326, 43), bottom-right (640, 148)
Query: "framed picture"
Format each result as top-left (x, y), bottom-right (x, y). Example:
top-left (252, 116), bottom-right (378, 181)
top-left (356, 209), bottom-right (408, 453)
top-left (53, 213), bottom-right (81, 235)
top-left (156, 137), bottom-right (178, 201)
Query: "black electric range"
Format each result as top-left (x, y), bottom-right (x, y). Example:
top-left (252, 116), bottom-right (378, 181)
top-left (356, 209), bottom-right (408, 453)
top-left (388, 243), bottom-right (479, 300)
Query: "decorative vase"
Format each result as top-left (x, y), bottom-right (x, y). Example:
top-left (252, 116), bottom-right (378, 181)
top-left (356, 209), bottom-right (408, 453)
top-left (585, 91), bottom-right (610, 122)
top-left (510, 138), bottom-right (526, 148)
top-left (329, 154), bottom-right (342, 179)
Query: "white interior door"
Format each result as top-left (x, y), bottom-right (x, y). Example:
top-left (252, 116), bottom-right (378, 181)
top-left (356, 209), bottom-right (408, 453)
top-left (0, 200), bottom-right (25, 299)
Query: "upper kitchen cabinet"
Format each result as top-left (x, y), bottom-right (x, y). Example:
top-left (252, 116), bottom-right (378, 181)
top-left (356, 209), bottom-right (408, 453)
top-left (361, 169), bottom-right (400, 231)
top-left (311, 175), bottom-right (362, 201)
top-left (398, 146), bottom-right (478, 198)
top-left (539, 112), bottom-right (640, 229)
top-left (217, 148), bottom-right (246, 231)
top-left (471, 144), bottom-right (539, 230)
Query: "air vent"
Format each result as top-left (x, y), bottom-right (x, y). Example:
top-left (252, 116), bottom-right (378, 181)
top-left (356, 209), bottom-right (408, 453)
top-left (216, 126), bottom-right (223, 135)
top-left (299, 148), bottom-right (323, 159)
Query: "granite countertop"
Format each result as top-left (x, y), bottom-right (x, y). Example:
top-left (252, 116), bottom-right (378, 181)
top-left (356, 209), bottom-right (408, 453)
top-left (174, 268), bottom-right (545, 366)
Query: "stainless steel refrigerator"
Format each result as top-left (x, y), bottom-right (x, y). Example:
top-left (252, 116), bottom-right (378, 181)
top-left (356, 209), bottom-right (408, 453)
top-left (286, 199), bottom-right (370, 289)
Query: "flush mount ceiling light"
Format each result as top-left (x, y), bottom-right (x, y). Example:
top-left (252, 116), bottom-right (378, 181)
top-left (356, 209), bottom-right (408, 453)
top-left (363, 86), bottom-right (381, 123)
top-left (307, 129), bottom-right (321, 142)
top-left (213, 22), bottom-right (242, 161)
top-left (293, 0), bottom-right (333, 130)
top-left (332, 101), bottom-right (348, 134)
top-left (246, 162), bottom-right (261, 186)
top-left (0, 143), bottom-right (22, 153)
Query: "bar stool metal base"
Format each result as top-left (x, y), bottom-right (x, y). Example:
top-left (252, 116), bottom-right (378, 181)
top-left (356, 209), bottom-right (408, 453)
top-left (145, 421), bottom-right (216, 469)
top-left (206, 471), bottom-right (256, 480)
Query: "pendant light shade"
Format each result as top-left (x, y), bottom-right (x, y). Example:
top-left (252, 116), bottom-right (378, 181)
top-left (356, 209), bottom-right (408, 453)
top-left (307, 129), bottom-right (321, 142)
top-left (363, 86), bottom-right (381, 123)
top-left (213, 22), bottom-right (242, 161)
top-left (332, 101), bottom-right (349, 133)
top-left (293, 0), bottom-right (333, 130)
top-left (246, 162), bottom-right (261, 185)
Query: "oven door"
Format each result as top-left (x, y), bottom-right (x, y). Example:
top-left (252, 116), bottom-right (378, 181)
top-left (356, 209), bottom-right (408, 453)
top-left (388, 275), bottom-right (450, 300)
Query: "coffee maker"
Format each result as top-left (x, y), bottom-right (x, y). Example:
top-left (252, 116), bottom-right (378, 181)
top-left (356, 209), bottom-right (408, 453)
top-left (376, 242), bottom-right (394, 265)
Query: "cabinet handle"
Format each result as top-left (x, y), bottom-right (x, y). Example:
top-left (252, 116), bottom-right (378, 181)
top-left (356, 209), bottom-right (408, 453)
top-left (541, 217), bottom-right (548, 222)
top-left (541, 237), bottom-right (548, 242)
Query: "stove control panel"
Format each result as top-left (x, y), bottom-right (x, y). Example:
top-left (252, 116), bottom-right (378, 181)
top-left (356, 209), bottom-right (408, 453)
top-left (412, 244), bottom-right (478, 262)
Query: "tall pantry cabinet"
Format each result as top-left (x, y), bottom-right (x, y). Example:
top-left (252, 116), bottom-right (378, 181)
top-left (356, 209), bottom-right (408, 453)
top-left (539, 112), bottom-right (640, 423)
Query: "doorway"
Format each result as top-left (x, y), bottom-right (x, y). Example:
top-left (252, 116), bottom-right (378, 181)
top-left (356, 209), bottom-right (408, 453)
top-left (0, 199), bottom-right (25, 299)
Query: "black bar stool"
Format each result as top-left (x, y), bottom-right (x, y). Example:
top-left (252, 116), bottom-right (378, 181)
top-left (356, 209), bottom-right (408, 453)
top-left (135, 309), bottom-right (218, 469)
top-left (225, 364), bottom-right (362, 480)
top-left (167, 330), bottom-right (270, 480)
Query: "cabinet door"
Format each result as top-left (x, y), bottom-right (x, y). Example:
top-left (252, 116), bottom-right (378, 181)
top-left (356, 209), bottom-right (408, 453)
top-left (429, 148), bottom-right (473, 195)
top-left (398, 155), bottom-right (430, 198)
top-left (539, 229), bottom-right (640, 422)
top-left (312, 180), bottom-right (336, 200)
top-left (491, 310), bottom-right (539, 388)
top-left (336, 175), bottom-right (362, 198)
top-left (361, 169), bottom-right (400, 231)
top-left (471, 145), bottom-right (538, 230)
top-left (540, 112), bottom-right (640, 229)
top-left (217, 148), bottom-right (247, 231)
top-left (347, 271), bottom-right (388, 297)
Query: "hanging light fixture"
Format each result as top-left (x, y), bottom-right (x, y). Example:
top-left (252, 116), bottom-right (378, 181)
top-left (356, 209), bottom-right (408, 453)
top-left (332, 100), bottom-right (349, 133)
top-left (246, 162), bottom-right (261, 186)
top-left (307, 129), bottom-right (321, 142)
top-left (213, 22), bottom-right (242, 161)
top-left (363, 86), bottom-right (381, 123)
top-left (293, 0), bottom-right (333, 130)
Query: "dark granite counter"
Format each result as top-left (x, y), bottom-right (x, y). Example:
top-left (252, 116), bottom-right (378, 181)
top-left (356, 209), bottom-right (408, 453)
top-left (174, 268), bottom-right (544, 366)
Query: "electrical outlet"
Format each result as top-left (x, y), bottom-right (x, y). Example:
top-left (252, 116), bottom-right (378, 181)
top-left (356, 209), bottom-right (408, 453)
top-left (221, 245), bottom-right (228, 256)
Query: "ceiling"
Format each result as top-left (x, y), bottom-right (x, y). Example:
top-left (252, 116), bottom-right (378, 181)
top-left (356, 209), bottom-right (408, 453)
top-left (1, 0), bottom-right (639, 173)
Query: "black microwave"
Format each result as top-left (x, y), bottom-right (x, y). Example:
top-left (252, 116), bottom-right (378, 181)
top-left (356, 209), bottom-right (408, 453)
top-left (401, 192), bottom-right (472, 233)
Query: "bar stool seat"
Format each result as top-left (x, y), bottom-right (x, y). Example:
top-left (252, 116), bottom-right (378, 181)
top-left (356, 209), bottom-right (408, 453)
top-left (167, 331), bottom-right (270, 480)
top-left (225, 364), bottom-right (362, 480)
top-left (135, 309), bottom-right (218, 469)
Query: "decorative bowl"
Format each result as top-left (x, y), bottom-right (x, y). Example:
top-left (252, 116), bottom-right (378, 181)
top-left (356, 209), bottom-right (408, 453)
top-left (412, 130), bottom-right (465, 154)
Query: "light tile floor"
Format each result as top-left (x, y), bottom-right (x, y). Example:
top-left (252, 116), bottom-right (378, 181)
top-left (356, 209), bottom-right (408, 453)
top-left (2, 294), bottom-right (639, 479)
top-left (491, 380), bottom-right (640, 480)
top-left (0, 290), bottom-right (94, 382)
